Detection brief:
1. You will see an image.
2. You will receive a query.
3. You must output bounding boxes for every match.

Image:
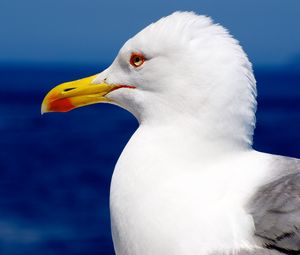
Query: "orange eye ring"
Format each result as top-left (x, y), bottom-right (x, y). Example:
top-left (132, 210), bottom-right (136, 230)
top-left (130, 53), bottom-right (145, 68)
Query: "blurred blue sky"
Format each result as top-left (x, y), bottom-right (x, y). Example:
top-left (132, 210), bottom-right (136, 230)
top-left (1, 0), bottom-right (300, 67)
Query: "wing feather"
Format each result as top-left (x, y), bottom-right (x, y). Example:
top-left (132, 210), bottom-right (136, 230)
top-left (249, 172), bottom-right (300, 253)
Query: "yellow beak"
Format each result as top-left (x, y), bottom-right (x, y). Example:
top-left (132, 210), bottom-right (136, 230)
top-left (41, 74), bottom-right (133, 113)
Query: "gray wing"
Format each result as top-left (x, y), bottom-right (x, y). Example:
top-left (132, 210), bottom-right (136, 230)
top-left (233, 249), bottom-right (284, 255)
top-left (249, 164), bottom-right (300, 254)
top-left (213, 248), bottom-right (284, 255)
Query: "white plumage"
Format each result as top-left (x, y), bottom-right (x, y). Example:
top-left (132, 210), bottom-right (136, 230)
top-left (44, 11), bottom-right (300, 255)
top-left (98, 12), bottom-right (299, 255)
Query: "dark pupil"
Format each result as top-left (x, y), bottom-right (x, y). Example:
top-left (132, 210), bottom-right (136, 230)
top-left (135, 57), bottom-right (141, 63)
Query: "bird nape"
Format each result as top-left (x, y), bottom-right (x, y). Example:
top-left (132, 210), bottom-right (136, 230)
top-left (42, 11), bottom-right (300, 255)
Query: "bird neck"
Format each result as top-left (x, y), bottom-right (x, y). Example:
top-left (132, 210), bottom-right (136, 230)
top-left (134, 80), bottom-right (256, 157)
top-left (134, 117), bottom-right (252, 163)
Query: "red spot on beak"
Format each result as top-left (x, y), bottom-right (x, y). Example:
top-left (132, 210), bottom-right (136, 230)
top-left (48, 98), bottom-right (74, 112)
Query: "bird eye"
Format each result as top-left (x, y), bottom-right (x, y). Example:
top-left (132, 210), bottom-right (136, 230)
top-left (130, 53), bottom-right (145, 68)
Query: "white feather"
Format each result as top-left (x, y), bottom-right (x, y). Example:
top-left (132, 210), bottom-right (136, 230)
top-left (93, 12), bottom-right (273, 255)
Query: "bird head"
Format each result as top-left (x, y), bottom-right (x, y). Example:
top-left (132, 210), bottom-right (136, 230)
top-left (42, 12), bottom-right (257, 147)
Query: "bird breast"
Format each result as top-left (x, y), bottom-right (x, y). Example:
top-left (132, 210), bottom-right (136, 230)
top-left (109, 127), bottom-right (267, 255)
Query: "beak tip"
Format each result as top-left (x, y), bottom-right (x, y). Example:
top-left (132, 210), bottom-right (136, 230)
top-left (41, 102), bottom-right (48, 115)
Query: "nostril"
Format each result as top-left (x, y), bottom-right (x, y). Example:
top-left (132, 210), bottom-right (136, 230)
top-left (63, 87), bottom-right (76, 92)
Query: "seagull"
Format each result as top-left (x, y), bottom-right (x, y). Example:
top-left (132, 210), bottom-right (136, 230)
top-left (41, 12), bottom-right (300, 255)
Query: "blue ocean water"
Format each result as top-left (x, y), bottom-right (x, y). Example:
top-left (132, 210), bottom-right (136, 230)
top-left (0, 64), bottom-right (299, 255)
